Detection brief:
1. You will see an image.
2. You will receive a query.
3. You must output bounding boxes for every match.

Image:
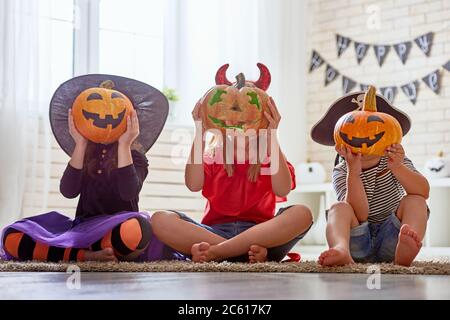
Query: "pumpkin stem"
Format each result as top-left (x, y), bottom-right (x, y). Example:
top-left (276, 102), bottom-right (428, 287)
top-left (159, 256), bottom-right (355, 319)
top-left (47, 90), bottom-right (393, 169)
top-left (100, 80), bottom-right (115, 89)
top-left (363, 86), bottom-right (377, 112)
top-left (234, 73), bottom-right (246, 89)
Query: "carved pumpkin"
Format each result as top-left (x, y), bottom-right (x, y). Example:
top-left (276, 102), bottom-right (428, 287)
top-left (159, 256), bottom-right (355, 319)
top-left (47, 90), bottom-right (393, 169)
top-left (333, 86), bottom-right (403, 156)
top-left (72, 80), bottom-right (133, 144)
top-left (199, 63), bottom-right (272, 132)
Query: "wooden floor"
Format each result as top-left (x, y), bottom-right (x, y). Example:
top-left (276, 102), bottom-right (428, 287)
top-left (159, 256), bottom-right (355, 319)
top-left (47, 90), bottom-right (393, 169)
top-left (1, 271), bottom-right (450, 300)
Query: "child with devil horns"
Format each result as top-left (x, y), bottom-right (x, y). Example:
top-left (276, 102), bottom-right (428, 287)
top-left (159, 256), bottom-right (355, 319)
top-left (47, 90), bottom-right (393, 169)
top-left (150, 64), bottom-right (313, 263)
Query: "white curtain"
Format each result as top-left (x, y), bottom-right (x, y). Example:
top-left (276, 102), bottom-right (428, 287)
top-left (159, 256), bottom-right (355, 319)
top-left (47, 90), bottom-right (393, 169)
top-left (166, 0), bottom-right (307, 164)
top-left (0, 0), bottom-right (50, 226)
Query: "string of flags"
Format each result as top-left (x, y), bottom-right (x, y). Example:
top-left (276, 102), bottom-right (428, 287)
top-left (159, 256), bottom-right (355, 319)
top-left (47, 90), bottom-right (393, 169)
top-left (336, 32), bottom-right (434, 66)
top-left (310, 49), bottom-right (450, 105)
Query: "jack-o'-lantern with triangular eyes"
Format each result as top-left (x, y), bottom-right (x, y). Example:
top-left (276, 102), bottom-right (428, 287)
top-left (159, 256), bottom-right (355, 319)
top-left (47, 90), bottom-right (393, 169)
top-left (199, 63), bottom-right (272, 132)
top-left (334, 86), bottom-right (403, 156)
top-left (72, 80), bottom-right (133, 144)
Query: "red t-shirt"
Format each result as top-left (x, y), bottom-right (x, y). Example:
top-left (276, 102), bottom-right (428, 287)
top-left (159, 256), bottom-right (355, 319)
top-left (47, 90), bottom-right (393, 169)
top-left (201, 152), bottom-right (296, 226)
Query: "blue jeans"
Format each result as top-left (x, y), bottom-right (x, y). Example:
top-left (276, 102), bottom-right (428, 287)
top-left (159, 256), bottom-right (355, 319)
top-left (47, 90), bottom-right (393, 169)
top-left (174, 206), bottom-right (312, 262)
top-left (350, 213), bottom-right (402, 263)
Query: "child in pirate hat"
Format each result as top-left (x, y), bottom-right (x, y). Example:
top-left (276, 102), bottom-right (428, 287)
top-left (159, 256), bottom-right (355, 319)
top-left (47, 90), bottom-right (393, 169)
top-left (311, 86), bottom-right (429, 267)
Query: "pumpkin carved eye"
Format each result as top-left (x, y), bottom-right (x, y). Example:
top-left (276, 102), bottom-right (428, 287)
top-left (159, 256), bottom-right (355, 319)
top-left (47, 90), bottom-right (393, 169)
top-left (111, 92), bottom-right (124, 99)
top-left (344, 115), bottom-right (355, 124)
top-left (87, 92), bottom-right (103, 101)
top-left (367, 115), bottom-right (384, 123)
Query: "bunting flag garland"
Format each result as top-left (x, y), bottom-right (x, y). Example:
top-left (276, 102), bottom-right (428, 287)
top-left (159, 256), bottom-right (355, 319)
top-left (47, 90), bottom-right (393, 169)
top-left (354, 41), bottom-right (370, 64)
top-left (336, 34), bottom-right (351, 57)
top-left (380, 86), bottom-right (397, 103)
top-left (414, 32), bottom-right (434, 57)
top-left (393, 42), bottom-right (412, 65)
top-left (360, 84), bottom-right (370, 91)
top-left (309, 48), bottom-right (449, 104)
top-left (309, 50), bottom-right (324, 72)
top-left (373, 45), bottom-right (391, 67)
top-left (401, 81), bottom-right (420, 105)
top-left (335, 32), bottom-right (435, 64)
top-left (325, 64), bottom-right (339, 86)
top-left (342, 76), bottom-right (357, 94)
top-left (422, 70), bottom-right (441, 94)
top-left (443, 60), bottom-right (450, 72)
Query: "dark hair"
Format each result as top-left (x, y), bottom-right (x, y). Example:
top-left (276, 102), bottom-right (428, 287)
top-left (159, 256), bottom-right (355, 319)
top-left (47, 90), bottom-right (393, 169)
top-left (83, 141), bottom-right (118, 177)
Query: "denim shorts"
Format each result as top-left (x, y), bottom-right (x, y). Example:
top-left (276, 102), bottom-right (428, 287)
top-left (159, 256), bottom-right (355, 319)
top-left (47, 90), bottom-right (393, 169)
top-left (173, 206), bottom-right (312, 262)
top-left (349, 213), bottom-right (402, 263)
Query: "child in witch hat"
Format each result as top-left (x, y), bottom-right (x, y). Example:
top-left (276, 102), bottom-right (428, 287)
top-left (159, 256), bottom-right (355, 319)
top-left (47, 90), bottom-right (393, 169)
top-left (1, 74), bottom-right (185, 262)
top-left (311, 86), bottom-right (429, 267)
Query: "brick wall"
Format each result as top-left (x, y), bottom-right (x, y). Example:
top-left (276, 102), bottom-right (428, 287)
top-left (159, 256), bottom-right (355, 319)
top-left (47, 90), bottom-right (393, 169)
top-left (306, 0), bottom-right (450, 177)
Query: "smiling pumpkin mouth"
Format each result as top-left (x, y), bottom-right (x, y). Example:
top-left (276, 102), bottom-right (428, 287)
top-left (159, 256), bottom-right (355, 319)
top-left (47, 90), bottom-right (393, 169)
top-left (208, 115), bottom-right (261, 130)
top-left (339, 131), bottom-right (385, 148)
top-left (82, 109), bottom-right (126, 129)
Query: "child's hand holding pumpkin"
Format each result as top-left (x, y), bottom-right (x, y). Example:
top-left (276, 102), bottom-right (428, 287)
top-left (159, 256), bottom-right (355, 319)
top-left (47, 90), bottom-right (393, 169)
top-left (264, 97), bottom-right (280, 131)
top-left (192, 100), bottom-right (206, 134)
top-left (385, 143), bottom-right (405, 171)
top-left (118, 109), bottom-right (139, 147)
top-left (68, 109), bottom-right (87, 147)
top-left (264, 97), bottom-right (281, 157)
top-left (336, 144), bottom-right (362, 174)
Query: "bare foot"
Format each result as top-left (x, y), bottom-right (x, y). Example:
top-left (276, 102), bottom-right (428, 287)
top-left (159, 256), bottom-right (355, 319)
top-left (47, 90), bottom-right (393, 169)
top-left (83, 248), bottom-right (117, 262)
top-left (191, 242), bottom-right (212, 263)
top-left (395, 224), bottom-right (422, 267)
top-left (248, 245), bottom-right (267, 263)
top-left (318, 246), bottom-right (354, 266)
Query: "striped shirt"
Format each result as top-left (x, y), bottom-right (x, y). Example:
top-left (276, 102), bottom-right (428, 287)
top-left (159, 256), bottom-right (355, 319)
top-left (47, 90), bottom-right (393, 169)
top-left (332, 156), bottom-right (418, 223)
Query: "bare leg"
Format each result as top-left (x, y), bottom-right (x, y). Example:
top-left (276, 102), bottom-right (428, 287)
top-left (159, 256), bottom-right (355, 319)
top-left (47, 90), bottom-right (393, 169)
top-left (191, 205), bottom-right (313, 262)
top-left (318, 202), bottom-right (359, 266)
top-left (151, 211), bottom-right (226, 254)
top-left (395, 195), bottom-right (427, 266)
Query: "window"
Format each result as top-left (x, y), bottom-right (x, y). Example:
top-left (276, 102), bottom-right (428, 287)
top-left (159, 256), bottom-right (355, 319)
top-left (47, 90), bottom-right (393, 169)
top-left (38, 0), bottom-right (75, 92)
top-left (37, 0), bottom-right (165, 93)
top-left (98, 0), bottom-right (165, 89)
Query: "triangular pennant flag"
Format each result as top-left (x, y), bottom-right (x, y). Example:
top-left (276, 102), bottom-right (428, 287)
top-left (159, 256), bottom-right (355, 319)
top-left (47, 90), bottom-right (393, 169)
top-left (393, 41), bottom-right (412, 64)
top-left (443, 60), bottom-right (450, 72)
top-left (360, 84), bottom-right (370, 91)
top-left (325, 64), bottom-right (340, 86)
top-left (422, 70), bottom-right (441, 94)
top-left (380, 86), bottom-right (398, 103)
top-left (373, 45), bottom-right (390, 66)
top-left (414, 32), bottom-right (434, 57)
top-left (309, 50), bottom-right (324, 72)
top-left (342, 76), bottom-right (357, 94)
top-left (354, 42), bottom-right (370, 64)
top-left (401, 81), bottom-right (419, 105)
top-left (336, 34), bottom-right (352, 57)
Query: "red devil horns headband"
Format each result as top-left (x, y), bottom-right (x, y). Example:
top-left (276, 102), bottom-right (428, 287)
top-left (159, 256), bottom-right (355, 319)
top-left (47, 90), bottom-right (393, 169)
top-left (215, 63), bottom-right (271, 91)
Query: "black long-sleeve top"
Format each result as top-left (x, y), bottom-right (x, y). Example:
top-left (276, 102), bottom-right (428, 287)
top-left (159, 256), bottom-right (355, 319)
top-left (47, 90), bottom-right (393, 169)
top-left (60, 144), bottom-right (149, 219)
